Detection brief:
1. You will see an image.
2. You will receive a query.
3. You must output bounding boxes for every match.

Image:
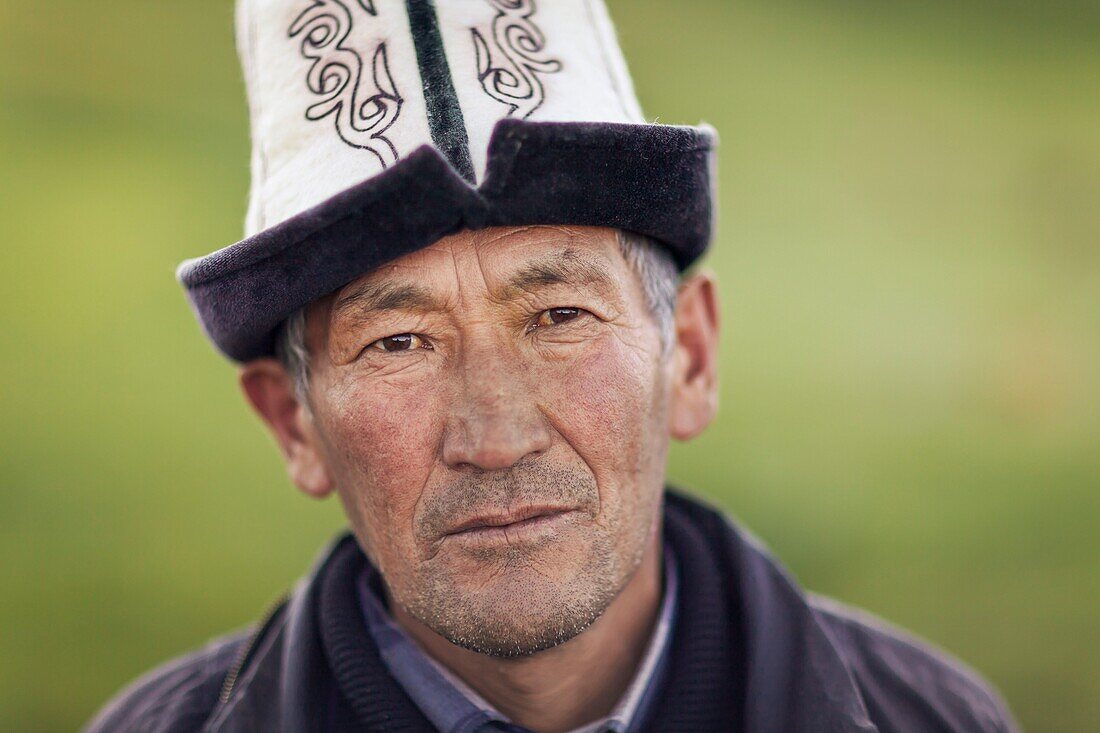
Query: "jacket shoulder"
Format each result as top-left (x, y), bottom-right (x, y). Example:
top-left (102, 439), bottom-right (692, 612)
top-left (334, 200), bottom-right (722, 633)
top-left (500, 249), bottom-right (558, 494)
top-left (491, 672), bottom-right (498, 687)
top-left (810, 595), bottom-right (1020, 733)
top-left (82, 630), bottom-right (248, 733)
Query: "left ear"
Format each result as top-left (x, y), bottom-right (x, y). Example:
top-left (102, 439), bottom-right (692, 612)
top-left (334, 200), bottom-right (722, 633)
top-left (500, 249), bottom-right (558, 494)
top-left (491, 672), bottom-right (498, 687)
top-left (668, 271), bottom-right (720, 440)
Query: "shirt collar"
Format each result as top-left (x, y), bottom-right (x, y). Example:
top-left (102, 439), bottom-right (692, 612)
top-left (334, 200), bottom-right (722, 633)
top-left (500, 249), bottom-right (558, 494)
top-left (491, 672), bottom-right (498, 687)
top-left (356, 542), bottom-right (679, 733)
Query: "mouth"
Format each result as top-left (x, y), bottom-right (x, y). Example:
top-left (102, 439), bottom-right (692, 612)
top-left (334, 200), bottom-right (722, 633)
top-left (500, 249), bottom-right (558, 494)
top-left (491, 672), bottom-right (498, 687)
top-left (442, 506), bottom-right (577, 546)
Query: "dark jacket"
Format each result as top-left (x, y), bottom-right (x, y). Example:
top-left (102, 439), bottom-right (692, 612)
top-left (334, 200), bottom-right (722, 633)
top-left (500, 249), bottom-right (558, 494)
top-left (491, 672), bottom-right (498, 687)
top-left (85, 490), bottom-right (1020, 733)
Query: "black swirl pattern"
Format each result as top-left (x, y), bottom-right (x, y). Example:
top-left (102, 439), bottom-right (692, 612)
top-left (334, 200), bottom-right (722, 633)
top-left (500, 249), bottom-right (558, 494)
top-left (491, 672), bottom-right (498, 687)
top-left (471, 0), bottom-right (562, 119)
top-left (289, 0), bottom-right (402, 167)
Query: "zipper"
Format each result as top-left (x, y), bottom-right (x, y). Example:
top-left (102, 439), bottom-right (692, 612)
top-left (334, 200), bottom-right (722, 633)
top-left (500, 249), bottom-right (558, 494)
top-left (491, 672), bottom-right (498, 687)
top-left (218, 593), bottom-right (290, 706)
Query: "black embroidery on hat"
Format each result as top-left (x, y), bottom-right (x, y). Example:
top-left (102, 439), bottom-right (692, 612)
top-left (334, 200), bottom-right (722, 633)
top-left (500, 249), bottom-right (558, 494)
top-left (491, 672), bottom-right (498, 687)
top-left (289, 0), bottom-right (402, 168)
top-left (472, 0), bottom-right (562, 119)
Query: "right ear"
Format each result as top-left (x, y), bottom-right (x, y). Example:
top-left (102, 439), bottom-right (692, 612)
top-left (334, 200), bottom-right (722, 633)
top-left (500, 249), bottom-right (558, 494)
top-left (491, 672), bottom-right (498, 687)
top-left (239, 358), bottom-right (334, 498)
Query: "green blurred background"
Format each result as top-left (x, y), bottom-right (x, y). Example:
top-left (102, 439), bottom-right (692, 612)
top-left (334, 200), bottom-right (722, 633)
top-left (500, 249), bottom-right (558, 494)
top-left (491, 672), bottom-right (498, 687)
top-left (2, 0), bottom-right (1098, 730)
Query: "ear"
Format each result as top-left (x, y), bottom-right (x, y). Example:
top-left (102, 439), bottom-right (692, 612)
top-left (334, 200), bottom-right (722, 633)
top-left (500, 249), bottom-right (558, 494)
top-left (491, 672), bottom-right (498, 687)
top-left (668, 271), bottom-right (720, 440)
top-left (239, 358), bottom-right (334, 498)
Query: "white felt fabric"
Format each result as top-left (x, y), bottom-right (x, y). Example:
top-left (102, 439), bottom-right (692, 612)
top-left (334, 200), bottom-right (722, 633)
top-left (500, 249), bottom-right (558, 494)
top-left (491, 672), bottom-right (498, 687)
top-left (236, 0), bottom-right (646, 236)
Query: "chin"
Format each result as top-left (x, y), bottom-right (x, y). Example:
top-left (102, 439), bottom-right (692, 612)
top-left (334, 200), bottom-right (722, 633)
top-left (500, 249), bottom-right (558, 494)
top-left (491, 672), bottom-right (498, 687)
top-left (405, 536), bottom-right (626, 658)
top-left (433, 575), bottom-right (616, 658)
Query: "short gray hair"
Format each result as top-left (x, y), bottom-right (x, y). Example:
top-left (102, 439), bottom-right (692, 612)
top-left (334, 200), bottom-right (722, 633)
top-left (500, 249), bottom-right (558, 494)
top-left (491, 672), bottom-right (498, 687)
top-left (275, 230), bottom-right (679, 402)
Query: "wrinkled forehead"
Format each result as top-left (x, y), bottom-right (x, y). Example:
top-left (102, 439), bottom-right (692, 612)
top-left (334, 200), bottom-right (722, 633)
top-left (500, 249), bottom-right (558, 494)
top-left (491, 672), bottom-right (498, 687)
top-left (317, 225), bottom-right (627, 316)
top-left (363, 224), bottom-right (619, 282)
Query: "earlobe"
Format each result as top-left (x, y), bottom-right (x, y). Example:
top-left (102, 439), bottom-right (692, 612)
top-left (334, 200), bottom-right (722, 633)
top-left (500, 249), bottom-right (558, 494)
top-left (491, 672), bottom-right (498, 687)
top-left (668, 271), bottom-right (720, 441)
top-left (239, 359), bottom-right (334, 498)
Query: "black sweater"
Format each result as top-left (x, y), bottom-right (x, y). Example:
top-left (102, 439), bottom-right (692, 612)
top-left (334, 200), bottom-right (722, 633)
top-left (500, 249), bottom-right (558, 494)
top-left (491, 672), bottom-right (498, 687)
top-left (85, 490), bottom-right (1019, 733)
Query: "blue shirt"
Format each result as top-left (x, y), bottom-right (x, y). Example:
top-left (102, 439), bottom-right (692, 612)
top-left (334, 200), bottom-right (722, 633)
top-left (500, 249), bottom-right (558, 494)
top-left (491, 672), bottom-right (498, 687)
top-left (356, 544), bottom-right (679, 733)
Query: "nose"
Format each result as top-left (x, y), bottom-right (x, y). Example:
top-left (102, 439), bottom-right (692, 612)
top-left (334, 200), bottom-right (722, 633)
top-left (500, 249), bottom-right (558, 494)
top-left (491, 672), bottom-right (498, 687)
top-left (441, 342), bottom-right (553, 471)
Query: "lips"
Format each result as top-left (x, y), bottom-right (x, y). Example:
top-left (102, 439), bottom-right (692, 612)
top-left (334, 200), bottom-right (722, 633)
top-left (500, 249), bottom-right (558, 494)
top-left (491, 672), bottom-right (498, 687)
top-left (443, 505), bottom-right (575, 539)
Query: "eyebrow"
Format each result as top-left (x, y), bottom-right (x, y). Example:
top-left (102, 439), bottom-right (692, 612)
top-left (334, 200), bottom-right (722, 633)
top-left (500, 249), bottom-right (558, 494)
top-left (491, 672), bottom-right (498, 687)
top-left (331, 248), bottom-right (618, 323)
top-left (331, 281), bottom-right (439, 324)
top-left (500, 248), bottom-right (618, 300)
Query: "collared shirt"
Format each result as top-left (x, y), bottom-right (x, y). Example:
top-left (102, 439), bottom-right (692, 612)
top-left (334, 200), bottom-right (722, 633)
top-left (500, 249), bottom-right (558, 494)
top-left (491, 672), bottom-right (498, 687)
top-left (356, 544), bottom-right (679, 733)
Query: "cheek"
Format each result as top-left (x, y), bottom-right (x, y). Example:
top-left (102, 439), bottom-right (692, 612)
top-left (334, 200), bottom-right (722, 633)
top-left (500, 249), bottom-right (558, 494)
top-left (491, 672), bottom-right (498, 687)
top-left (318, 373), bottom-right (446, 562)
top-left (539, 332), bottom-right (668, 504)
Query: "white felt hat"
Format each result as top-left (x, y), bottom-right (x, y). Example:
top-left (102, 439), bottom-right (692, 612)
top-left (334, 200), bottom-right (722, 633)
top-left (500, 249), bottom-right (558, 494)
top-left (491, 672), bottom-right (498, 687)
top-left (179, 0), bottom-right (717, 361)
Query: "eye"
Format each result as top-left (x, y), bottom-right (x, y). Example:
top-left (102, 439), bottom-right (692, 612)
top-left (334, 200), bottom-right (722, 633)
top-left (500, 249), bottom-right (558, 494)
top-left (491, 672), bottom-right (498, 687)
top-left (367, 333), bottom-right (431, 353)
top-left (532, 307), bottom-right (586, 330)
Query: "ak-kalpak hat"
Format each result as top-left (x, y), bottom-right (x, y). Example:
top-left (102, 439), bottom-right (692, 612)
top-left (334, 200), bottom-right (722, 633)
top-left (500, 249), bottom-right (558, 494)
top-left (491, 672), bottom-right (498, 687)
top-left (177, 0), bottom-right (718, 361)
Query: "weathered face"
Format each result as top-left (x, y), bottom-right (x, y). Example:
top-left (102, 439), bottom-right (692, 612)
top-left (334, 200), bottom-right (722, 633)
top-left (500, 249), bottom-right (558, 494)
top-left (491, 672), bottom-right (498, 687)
top-left (242, 224), bottom-right (720, 657)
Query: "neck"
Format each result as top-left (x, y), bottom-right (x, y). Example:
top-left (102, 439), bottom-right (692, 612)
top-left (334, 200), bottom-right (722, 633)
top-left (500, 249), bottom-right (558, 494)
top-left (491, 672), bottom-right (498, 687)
top-left (391, 529), bottom-right (665, 733)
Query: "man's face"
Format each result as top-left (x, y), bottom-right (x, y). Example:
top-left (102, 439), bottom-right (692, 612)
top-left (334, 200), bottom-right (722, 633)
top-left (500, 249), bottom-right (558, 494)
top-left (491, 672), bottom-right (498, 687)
top-left (245, 225), bottom-right (719, 657)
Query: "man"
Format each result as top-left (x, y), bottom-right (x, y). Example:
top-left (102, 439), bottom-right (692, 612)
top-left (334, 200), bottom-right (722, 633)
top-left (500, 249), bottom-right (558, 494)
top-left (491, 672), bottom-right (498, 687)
top-left (87, 1), bottom-right (1019, 731)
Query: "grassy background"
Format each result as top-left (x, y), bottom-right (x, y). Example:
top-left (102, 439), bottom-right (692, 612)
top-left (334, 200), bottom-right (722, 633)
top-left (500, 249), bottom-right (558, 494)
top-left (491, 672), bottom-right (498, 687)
top-left (1, 1), bottom-right (1097, 730)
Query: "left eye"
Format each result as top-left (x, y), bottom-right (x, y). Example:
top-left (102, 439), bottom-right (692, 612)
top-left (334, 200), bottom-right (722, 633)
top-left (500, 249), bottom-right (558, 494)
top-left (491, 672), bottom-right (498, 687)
top-left (367, 333), bottom-right (431, 353)
top-left (533, 307), bottom-right (585, 329)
